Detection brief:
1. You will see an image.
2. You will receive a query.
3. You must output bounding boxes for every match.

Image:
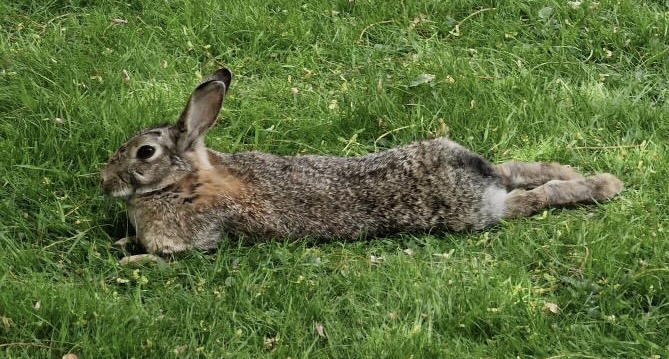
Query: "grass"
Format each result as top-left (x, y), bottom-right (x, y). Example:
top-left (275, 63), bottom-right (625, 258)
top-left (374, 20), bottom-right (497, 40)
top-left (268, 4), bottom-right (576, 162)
top-left (1, 0), bottom-right (668, 357)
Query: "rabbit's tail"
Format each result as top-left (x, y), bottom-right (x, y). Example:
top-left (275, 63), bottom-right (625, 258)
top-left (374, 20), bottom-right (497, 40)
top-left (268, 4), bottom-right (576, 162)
top-left (501, 173), bottom-right (624, 218)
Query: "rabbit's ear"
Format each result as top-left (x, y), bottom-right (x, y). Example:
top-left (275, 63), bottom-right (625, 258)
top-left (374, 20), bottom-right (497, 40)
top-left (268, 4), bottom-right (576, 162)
top-left (174, 68), bottom-right (232, 152)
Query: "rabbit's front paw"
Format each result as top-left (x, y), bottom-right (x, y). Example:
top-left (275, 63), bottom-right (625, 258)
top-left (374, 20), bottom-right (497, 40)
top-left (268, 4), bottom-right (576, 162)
top-left (119, 254), bottom-right (166, 266)
top-left (113, 236), bottom-right (137, 249)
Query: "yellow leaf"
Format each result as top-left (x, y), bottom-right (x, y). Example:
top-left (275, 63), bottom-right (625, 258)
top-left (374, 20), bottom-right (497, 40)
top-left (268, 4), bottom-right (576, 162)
top-left (543, 302), bottom-right (560, 314)
top-left (314, 322), bottom-right (326, 338)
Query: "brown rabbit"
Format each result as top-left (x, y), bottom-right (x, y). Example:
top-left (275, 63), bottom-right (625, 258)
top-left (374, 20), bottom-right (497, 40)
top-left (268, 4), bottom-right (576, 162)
top-left (101, 68), bottom-right (624, 264)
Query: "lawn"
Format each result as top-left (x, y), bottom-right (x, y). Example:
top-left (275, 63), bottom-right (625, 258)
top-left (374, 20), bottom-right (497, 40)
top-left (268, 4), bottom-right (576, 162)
top-left (1, 0), bottom-right (668, 357)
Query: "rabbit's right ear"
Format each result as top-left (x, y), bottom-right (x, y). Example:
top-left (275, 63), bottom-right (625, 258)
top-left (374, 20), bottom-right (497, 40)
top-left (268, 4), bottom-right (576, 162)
top-left (174, 68), bottom-right (232, 152)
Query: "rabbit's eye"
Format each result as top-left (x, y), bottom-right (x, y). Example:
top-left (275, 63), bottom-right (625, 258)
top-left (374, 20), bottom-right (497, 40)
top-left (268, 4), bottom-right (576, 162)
top-left (136, 145), bottom-right (156, 159)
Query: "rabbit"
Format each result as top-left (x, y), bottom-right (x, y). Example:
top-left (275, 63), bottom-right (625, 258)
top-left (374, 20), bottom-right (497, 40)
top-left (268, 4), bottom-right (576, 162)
top-left (101, 68), bottom-right (624, 264)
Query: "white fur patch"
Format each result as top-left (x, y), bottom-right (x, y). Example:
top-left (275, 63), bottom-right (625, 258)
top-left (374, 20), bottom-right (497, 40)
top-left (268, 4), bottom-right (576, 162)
top-left (195, 146), bottom-right (213, 170)
top-left (111, 188), bottom-right (134, 198)
top-left (188, 140), bottom-right (213, 170)
top-left (481, 185), bottom-right (508, 222)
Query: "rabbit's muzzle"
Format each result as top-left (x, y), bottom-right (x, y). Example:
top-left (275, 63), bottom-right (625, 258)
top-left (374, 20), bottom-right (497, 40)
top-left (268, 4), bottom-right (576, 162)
top-left (100, 170), bottom-right (132, 198)
top-left (100, 174), bottom-right (114, 195)
top-left (100, 171), bottom-right (118, 195)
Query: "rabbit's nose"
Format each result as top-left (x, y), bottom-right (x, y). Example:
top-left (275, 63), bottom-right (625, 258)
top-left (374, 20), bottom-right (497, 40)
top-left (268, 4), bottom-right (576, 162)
top-left (100, 173), bottom-right (113, 194)
top-left (101, 179), bottom-right (116, 195)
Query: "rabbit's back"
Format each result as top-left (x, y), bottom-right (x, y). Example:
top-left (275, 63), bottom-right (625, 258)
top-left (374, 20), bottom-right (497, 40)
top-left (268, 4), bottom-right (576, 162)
top-left (211, 138), bottom-right (504, 239)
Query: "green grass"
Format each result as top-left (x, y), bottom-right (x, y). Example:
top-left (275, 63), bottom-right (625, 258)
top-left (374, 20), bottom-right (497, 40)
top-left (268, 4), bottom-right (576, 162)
top-left (1, 0), bottom-right (668, 357)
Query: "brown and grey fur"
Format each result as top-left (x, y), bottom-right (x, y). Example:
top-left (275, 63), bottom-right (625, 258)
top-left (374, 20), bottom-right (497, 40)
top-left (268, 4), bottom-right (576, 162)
top-left (101, 68), bottom-right (624, 263)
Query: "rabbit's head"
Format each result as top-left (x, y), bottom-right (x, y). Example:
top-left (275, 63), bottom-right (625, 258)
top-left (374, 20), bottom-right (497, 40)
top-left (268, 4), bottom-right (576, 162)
top-left (101, 68), bottom-right (232, 198)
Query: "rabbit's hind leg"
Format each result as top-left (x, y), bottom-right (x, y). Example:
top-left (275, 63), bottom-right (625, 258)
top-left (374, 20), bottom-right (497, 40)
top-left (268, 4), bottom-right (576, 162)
top-left (494, 161), bottom-right (584, 190)
top-left (502, 173), bottom-right (623, 218)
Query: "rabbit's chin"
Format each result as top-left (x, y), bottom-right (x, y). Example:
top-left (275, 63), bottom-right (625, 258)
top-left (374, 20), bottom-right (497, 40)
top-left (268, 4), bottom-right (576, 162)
top-left (133, 182), bottom-right (174, 196)
top-left (109, 187), bottom-right (134, 199)
top-left (108, 180), bottom-right (174, 199)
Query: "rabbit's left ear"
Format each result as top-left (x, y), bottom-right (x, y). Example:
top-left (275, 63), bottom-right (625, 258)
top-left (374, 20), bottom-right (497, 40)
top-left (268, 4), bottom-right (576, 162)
top-left (174, 68), bottom-right (232, 152)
